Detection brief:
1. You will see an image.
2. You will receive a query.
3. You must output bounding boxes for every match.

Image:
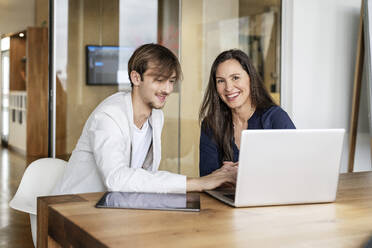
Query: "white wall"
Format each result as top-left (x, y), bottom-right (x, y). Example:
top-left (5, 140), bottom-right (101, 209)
top-left (282, 0), bottom-right (371, 172)
top-left (0, 0), bottom-right (35, 36)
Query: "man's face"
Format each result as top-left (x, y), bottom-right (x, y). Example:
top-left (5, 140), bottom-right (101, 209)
top-left (135, 65), bottom-right (176, 109)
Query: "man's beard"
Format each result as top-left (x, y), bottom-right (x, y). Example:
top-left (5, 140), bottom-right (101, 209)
top-left (148, 101), bottom-right (165, 110)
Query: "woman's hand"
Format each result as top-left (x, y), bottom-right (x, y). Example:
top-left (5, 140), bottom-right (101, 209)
top-left (222, 161), bottom-right (239, 167)
top-left (187, 163), bottom-right (238, 192)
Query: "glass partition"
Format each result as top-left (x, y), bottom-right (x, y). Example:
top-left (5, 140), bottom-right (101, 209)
top-left (53, 0), bottom-right (181, 173)
top-left (52, 0), bottom-right (281, 176)
top-left (179, 0), bottom-right (281, 176)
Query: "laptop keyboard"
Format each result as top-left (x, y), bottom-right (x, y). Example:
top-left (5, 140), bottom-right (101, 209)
top-left (223, 193), bottom-right (235, 201)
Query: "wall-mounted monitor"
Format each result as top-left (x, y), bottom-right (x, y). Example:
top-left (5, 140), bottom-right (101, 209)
top-left (86, 45), bottom-right (135, 85)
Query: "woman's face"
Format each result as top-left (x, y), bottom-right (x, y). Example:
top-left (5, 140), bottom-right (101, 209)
top-left (215, 59), bottom-right (251, 110)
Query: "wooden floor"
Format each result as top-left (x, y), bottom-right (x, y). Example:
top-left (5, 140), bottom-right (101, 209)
top-left (0, 147), bottom-right (34, 247)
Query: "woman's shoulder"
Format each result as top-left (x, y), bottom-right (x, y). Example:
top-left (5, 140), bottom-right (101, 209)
top-left (260, 105), bottom-right (286, 117)
top-left (259, 105), bottom-right (295, 129)
top-left (200, 119), bottom-right (210, 134)
top-left (200, 119), bottom-right (216, 139)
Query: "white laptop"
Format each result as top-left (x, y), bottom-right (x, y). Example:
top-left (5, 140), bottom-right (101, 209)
top-left (205, 129), bottom-right (345, 207)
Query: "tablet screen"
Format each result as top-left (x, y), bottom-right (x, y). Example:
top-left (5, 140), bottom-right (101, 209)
top-left (95, 192), bottom-right (200, 212)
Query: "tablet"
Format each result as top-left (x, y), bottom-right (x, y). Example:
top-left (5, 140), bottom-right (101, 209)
top-left (95, 192), bottom-right (200, 212)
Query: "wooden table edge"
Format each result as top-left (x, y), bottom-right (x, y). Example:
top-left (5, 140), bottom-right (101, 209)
top-left (37, 194), bottom-right (87, 248)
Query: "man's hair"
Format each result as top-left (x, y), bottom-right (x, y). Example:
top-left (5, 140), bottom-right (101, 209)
top-left (128, 43), bottom-right (182, 87)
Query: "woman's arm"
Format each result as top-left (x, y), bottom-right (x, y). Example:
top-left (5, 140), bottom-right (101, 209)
top-left (199, 126), bottom-right (222, 176)
top-left (187, 163), bottom-right (238, 191)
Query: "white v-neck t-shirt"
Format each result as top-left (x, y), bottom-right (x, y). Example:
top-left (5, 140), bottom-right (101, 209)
top-left (131, 119), bottom-right (153, 169)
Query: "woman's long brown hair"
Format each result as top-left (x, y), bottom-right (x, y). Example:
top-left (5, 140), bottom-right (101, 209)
top-left (199, 49), bottom-right (275, 162)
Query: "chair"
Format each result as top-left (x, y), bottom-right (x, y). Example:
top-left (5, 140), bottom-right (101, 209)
top-left (9, 158), bottom-right (67, 247)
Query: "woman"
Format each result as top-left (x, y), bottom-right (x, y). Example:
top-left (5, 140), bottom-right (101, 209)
top-left (199, 49), bottom-right (295, 176)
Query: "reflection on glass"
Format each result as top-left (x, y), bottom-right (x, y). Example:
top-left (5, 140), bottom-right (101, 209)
top-left (101, 192), bottom-right (187, 209)
top-left (157, 0), bottom-right (181, 173)
top-left (180, 0), bottom-right (282, 177)
top-left (118, 0), bottom-right (158, 90)
top-left (53, 0), bottom-right (280, 178)
top-left (55, 0), bottom-right (175, 163)
top-left (201, 0), bottom-right (281, 102)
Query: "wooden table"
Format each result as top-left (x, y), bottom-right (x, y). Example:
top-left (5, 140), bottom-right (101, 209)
top-left (38, 172), bottom-right (372, 248)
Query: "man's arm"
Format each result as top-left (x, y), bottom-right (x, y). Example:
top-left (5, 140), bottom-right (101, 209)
top-left (88, 111), bottom-right (186, 193)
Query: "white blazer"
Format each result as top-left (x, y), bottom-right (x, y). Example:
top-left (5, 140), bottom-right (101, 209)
top-left (52, 92), bottom-right (186, 195)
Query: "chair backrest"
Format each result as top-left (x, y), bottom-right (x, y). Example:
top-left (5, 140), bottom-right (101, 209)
top-left (9, 158), bottom-right (67, 215)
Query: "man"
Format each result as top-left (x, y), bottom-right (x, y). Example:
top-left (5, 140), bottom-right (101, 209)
top-left (52, 44), bottom-right (236, 195)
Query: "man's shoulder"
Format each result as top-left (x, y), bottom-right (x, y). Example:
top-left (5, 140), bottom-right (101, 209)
top-left (99, 91), bottom-right (129, 108)
top-left (88, 91), bottom-right (132, 127)
top-left (95, 91), bottom-right (130, 114)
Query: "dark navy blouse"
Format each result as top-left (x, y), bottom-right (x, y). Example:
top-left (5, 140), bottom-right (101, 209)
top-left (199, 106), bottom-right (296, 176)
